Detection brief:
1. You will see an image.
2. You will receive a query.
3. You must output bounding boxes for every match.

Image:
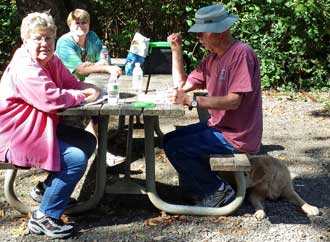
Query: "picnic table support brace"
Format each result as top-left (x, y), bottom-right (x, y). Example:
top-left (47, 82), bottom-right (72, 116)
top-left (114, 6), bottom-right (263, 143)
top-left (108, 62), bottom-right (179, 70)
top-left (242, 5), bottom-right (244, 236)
top-left (144, 116), bottom-right (246, 216)
top-left (65, 115), bottom-right (108, 214)
top-left (4, 168), bottom-right (36, 214)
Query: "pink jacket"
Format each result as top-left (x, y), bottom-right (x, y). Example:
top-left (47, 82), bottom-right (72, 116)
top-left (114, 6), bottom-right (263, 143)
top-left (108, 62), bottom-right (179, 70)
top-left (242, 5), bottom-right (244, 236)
top-left (0, 46), bottom-right (85, 171)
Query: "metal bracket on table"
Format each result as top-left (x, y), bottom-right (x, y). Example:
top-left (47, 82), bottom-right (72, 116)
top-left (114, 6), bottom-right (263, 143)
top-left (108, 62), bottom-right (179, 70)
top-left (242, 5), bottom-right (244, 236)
top-left (116, 115), bottom-right (163, 138)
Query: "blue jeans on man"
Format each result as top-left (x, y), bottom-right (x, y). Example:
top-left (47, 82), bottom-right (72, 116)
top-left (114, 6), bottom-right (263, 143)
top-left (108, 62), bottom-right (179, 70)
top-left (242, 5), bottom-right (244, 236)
top-left (163, 122), bottom-right (234, 201)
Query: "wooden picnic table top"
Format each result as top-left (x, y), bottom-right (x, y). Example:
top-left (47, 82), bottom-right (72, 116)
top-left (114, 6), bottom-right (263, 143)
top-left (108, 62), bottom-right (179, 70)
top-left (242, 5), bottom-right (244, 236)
top-left (58, 74), bottom-right (185, 117)
top-left (57, 103), bottom-right (102, 116)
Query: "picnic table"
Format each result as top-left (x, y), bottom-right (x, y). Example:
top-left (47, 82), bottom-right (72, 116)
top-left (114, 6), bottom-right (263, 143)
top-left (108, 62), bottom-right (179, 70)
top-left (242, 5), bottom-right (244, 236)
top-left (2, 74), bottom-right (248, 216)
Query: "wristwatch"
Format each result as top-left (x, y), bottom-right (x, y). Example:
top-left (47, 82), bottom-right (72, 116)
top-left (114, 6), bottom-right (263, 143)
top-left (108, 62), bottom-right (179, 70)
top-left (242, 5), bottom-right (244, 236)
top-left (188, 96), bottom-right (198, 110)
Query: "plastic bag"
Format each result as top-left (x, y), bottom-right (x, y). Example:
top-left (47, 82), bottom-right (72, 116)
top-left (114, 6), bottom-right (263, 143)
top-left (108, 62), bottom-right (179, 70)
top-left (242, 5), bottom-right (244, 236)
top-left (125, 33), bottom-right (150, 76)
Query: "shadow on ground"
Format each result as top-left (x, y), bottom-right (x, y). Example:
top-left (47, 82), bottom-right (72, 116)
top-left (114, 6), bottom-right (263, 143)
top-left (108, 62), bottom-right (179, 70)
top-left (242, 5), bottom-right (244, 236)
top-left (74, 126), bottom-right (328, 233)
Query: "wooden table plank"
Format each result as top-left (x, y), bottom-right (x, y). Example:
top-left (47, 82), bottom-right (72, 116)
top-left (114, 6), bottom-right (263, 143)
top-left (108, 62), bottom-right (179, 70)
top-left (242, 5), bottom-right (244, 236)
top-left (210, 153), bottom-right (251, 171)
top-left (57, 104), bottom-right (102, 116)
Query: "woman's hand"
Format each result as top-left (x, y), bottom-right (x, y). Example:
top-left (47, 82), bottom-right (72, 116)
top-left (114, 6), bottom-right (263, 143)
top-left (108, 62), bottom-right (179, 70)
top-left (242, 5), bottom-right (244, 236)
top-left (105, 65), bottom-right (122, 76)
top-left (81, 87), bottom-right (100, 103)
top-left (80, 61), bottom-right (93, 67)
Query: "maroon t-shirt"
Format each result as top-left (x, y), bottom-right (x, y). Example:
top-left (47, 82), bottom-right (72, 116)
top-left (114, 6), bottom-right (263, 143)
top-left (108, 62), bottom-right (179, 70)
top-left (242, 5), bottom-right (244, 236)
top-left (187, 41), bottom-right (263, 153)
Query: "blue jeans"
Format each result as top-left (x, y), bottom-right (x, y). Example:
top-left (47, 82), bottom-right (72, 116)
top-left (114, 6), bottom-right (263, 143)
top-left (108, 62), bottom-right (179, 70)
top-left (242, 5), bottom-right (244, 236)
top-left (39, 124), bottom-right (96, 219)
top-left (163, 122), bottom-right (234, 199)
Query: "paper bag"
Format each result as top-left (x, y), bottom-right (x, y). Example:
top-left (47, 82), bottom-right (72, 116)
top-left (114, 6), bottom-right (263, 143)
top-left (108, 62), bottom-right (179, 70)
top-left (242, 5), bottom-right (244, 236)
top-left (125, 32), bottom-right (150, 75)
top-left (129, 32), bottom-right (150, 58)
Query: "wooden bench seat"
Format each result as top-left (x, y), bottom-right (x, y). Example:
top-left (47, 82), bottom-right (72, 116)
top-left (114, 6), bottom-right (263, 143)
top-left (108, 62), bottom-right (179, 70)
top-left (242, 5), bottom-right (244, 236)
top-left (209, 153), bottom-right (251, 172)
top-left (0, 162), bottom-right (15, 169)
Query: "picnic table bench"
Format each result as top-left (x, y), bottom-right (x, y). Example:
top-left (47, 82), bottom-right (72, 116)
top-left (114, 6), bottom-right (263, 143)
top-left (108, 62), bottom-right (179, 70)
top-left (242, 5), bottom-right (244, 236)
top-left (1, 74), bottom-right (251, 216)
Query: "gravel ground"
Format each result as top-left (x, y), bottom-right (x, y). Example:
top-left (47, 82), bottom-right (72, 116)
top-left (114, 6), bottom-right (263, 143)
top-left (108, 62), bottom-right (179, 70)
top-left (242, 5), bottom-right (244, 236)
top-left (0, 91), bottom-right (329, 242)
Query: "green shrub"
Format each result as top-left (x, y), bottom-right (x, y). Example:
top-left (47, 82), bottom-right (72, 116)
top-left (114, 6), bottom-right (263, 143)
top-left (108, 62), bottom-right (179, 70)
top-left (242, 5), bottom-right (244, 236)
top-left (225, 0), bottom-right (330, 90)
top-left (0, 0), bottom-right (20, 76)
top-left (0, 0), bottom-right (329, 91)
top-left (89, 0), bottom-right (213, 58)
top-left (91, 0), bottom-right (330, 90)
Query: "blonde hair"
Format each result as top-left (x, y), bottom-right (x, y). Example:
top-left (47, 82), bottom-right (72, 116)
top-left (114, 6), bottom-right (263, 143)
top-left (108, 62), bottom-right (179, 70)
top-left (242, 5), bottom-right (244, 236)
top-left (20, 12), bottom-right (57, 40)
top-left (67, 9), bottom-right (90, 27)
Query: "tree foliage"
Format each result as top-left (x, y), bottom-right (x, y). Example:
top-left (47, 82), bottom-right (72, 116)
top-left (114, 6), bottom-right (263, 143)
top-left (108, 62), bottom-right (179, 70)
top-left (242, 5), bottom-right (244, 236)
top-left (0, 0), bottom-right (329, 90)
top-left (0, 0), bottom-right (20, 76)
top-left (225, 0), bottom-right (330, 90)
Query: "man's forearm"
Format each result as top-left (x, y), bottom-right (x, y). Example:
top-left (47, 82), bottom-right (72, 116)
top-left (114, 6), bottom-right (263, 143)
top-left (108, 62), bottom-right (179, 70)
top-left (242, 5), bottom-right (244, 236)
top-left (172, 50), bottom-right (186, 89)
top-left (197, 93), bottom-right (242, 110)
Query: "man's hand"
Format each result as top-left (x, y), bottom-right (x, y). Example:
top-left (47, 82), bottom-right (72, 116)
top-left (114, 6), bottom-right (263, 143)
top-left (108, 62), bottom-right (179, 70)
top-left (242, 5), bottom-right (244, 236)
top-left (168, 89), bottom-right (191, 106)
top-left (167, 33), bottom-right (183, 52)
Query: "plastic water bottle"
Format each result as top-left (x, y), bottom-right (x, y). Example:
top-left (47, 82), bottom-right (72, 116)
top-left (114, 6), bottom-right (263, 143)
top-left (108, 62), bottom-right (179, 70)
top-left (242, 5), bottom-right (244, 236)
top-left (132, 62), bottom-right (143, 93)
top-left (107, 73), bottom-right (119, 104)
top-left (100, 45), bottom-right (109, 65)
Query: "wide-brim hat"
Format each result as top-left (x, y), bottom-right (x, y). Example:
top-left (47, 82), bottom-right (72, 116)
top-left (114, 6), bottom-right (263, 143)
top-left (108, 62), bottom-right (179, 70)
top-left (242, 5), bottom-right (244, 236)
top-left (188, 5), bottom-right (238, 33)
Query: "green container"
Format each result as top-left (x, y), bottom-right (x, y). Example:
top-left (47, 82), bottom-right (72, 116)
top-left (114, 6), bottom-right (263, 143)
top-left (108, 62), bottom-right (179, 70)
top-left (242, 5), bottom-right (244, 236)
top-left (148, 41), bottom-right (170, 49)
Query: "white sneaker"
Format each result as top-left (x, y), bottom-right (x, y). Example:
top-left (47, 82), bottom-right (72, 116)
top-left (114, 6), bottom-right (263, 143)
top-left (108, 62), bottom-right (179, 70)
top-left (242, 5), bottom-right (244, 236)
top-left (28, 210), bottom-right (74, 239)
top-left (106, 153), bottom-right (125, 167)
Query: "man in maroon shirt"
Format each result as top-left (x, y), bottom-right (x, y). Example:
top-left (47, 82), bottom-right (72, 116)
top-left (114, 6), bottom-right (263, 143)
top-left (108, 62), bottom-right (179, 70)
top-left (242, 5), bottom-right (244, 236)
top-left (164, 4), bottom-right (263, 207)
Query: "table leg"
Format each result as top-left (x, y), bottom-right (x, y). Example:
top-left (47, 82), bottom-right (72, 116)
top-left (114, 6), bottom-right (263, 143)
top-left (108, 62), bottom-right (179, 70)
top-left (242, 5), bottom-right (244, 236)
top-left (118, 115), bottom-right (126, 131)
top-left (105, 114), bottom-right (146, 194)
top-left (124, 115), bottom-right (134, 178)
top-left (66, 115), bottom-right (108, 214)
top-left (144, 115), bottom-right (247, 216)
top-left (154, 117), bottom-right (164, 139)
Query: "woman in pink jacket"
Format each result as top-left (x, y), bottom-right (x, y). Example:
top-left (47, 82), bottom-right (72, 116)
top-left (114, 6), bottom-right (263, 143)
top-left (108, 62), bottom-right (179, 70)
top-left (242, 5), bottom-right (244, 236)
top-left (0, 12), bottom-right (100, 238)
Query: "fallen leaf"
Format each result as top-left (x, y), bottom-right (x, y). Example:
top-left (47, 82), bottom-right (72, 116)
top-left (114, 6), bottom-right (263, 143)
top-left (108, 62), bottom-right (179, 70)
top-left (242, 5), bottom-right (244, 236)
top-left (61, 214), bottom-right (75, 224)
top-left (12, 222), bottom-right (29, 237)
top-left (30, 175), bottom-right (40, 185)
top-left (145, 220), bottom-right (158, 226)
top-left (0, 209), bottom-right (5, 218)
top-left (144, 213), bottom-right (180, 226)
